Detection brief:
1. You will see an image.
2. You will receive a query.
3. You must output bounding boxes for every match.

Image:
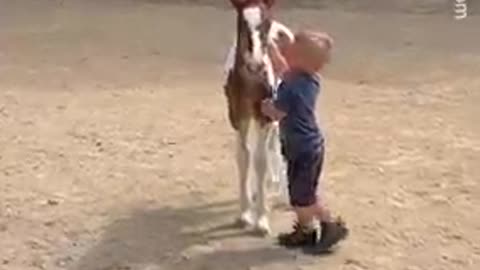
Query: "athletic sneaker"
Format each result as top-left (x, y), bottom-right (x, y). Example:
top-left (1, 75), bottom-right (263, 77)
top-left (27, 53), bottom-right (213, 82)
top-left (277, 222), bottom-right (318, 248)
top-left (304, 218), bottom-right (349, 255)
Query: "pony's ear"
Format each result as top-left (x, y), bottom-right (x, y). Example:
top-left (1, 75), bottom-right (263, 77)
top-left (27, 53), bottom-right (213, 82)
top-left (229, 0), bottom-right (247, 9)
top-left (263, 0), bottom-right (276, 8)
top-left (230, 0), bottom-right (275, 9)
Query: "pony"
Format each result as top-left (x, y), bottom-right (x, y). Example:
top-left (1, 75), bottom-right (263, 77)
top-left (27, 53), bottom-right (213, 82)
top-left (224, 0), bottom-right (291, 235)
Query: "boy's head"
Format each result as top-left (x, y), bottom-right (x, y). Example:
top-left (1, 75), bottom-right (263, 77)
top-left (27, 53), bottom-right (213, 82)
top-left (286, 30), bottom-right (333, 73)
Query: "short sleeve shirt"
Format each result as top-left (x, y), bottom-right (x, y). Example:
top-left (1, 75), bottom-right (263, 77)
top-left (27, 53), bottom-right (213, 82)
top-left (274, 71), bottom-right (324, 159)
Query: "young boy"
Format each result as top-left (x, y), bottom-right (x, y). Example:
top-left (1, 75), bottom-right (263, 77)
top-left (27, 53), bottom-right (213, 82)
top-left (261, 31), bottom-right (348, 253)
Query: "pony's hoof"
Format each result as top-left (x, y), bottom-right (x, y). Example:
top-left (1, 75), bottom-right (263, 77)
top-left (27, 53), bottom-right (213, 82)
top-left (236, 211), bottom-right (255, 228)
top-left (254, 216), bottom-right (271, 237)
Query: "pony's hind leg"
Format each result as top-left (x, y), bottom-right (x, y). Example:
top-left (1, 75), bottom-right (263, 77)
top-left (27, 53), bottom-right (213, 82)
top-left (253, 122), bottom-right (272, 235)
top-left (267, 122), bottom-right (281, 185)
top-left (267, 123), bottom-right (289, 206)
top-left (236, 120), bottom-right (254, 227)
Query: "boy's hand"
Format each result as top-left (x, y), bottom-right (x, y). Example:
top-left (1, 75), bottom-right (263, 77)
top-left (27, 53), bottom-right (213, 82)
top-left (261, 99), bottom-right (286, 121)
top-left (261, 99), bottom-right (274, 118)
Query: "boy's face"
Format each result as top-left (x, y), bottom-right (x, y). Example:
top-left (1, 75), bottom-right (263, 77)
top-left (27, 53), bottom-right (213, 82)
top-left (282, 42), bottom-right (300, 68)
top-left (282, 42), bottom-right (309, 71)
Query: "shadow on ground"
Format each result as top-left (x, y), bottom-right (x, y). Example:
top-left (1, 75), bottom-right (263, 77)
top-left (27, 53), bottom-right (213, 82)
top-left (73, 201), bottom-right (295, 270)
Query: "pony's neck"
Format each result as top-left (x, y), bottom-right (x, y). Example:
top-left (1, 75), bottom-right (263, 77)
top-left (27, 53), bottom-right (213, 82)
top-left (234, 13), bottom-right (249, 67)
top-left (234, 6), bottom-right (267, 69)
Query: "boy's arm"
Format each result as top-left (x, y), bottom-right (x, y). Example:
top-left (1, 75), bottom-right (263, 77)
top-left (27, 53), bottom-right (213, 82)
top-left (261, 83), bottom-right (294, 121)
top-left (267, 42), bottom-right (289, 78)
top-left (261, 99), bottom-right (286, 121)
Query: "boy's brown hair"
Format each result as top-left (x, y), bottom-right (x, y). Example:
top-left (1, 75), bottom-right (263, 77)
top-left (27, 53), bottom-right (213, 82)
top-left (293, 30), bottom-right (334, 71)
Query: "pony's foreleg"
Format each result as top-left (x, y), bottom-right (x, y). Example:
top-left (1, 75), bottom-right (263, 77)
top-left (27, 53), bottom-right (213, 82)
top-left (253, 123), bottom-right (271, 235)
top-left (236, 120), bottom-right (254, 227)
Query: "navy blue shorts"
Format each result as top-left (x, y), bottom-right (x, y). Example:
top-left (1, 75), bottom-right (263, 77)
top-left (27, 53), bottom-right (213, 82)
top-left (286, 147), bottom-right (324, 207)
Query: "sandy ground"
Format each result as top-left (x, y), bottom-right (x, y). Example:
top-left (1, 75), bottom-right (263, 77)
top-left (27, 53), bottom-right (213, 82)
top-left (1, 1), bottom-right (479, 270)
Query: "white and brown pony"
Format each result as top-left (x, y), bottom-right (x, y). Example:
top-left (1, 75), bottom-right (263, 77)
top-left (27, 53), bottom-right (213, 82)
top-left (224, 0), bottom-right (292, 235)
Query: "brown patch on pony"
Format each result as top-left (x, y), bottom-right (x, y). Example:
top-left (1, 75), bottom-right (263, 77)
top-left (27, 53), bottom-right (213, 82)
top-left (224, 0), bottom-right (275, 130)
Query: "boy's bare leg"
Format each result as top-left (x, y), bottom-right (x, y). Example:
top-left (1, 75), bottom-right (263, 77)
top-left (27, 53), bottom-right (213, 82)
top-left (296, 201), bottom-right (332, 223)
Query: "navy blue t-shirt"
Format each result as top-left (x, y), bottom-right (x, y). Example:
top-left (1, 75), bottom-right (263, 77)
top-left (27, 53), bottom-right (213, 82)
top-left (274, 71), bottom-right (324, 160)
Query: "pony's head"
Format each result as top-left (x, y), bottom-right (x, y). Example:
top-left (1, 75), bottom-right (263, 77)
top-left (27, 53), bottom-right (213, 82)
top-left (229, 0), bottom-right (275, 10)
top-left (230, 0), bottom-right (276, 71)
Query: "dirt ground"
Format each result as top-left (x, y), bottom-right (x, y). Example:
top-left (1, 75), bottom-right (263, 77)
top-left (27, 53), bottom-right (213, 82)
top-left (1, 1), bottom-right (479, 270)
